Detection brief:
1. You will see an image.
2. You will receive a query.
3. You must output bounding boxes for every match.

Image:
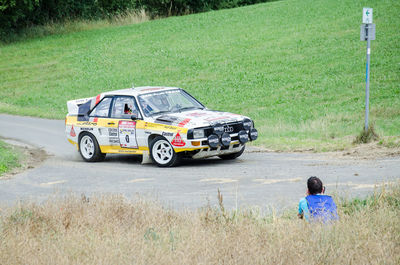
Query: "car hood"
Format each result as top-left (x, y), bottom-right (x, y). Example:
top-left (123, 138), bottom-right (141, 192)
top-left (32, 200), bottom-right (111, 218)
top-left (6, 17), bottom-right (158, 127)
top-left (150, 109), bottom-right (248, 128)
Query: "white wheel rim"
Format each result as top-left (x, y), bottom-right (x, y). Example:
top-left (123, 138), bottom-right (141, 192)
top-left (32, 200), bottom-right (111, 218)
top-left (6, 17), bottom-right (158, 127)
top-left (80, 135), bottom-right (95, 159)
top-left (152, 140), bottom-right (173, 165)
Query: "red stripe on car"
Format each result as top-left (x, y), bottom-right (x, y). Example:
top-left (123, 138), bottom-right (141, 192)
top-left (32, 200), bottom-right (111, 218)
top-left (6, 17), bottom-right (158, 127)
top-left (95, 94), bottom-right (101, 104)
top-left (178, 118), bottom-right (191, 127)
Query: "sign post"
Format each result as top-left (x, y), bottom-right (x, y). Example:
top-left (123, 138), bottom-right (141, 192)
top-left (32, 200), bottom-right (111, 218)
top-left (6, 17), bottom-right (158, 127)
top-left (360, 8), bottom-right (375, 131)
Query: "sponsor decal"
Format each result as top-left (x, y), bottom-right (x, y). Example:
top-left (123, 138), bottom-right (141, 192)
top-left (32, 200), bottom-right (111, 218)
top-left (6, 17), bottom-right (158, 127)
top-left (118, 120), bottom-right (138, 148)
top-left (117, 149), bottom-right (140, 153)
top-left (143, 122), bottom-right (188, 133)
top-left (162, 132), bottom-right (174, 137)
top-left (187, 112), bottom-right (207, 117)
top-left (109, 138), bottom-right (119, 144)
top-left (80, 127), bottom-right (93, 131)
top-left (78, 121), bottom-right (97, 126)
top-left (164, 125), bottom-right (179, 130)
top-left (171, 131), bottom-right (185, 147)
top-left (108, 128), bottom-right (118, 137)
top-left (70, 125), bottom-right (76, 137)
top-left (178, 118), bottom-right (191, 127)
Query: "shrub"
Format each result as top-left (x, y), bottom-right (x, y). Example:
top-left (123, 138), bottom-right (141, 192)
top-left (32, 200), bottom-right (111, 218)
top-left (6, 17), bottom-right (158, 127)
top-left (0, 0), bottom-right (276, 39)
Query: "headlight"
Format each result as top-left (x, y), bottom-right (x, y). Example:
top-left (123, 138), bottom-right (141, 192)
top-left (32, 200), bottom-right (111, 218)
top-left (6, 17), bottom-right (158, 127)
top-left (249, 128), bottom-right (258, 141)
top-left (243, 119), bottom-right (252, 130)
top-left (213, 123), bottom-right (224, 135)
top-left (238, 130), bottom-right (249, 144)
top-left (221, 132), bottom-right (231, 147)
top-left (208, 134), bottom-right (219, 148)
top-left (193, 129), bottom-right (205, 139)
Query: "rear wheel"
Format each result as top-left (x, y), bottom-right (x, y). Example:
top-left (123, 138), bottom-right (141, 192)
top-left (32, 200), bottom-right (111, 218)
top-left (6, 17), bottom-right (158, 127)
top-left (218, 146), bottom-right (245, 160)
top-left (79, 133), bottom-right (106, 162)
top-left (150, 136), bottom-right (180, 167)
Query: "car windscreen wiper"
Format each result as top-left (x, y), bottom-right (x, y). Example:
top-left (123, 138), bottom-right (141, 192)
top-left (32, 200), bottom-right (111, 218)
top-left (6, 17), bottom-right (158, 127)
top-left (151, 110), bottom-right (172, 116)
top-left (178, 106), bottom-right (204, 112)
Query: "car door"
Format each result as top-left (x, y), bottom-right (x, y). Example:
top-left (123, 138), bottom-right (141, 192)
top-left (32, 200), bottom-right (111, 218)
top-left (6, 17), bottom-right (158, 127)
top-left (108, 96), bottom-right (142, 150)
top-left (87, 97), bottom-right (114, 148)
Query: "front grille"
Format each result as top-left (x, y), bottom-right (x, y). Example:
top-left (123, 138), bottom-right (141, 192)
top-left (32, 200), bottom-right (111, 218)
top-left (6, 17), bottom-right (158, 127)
top-left (203, 122), bottom-right (243, 137)
top-left (189, 122), bottom-right (244, 140)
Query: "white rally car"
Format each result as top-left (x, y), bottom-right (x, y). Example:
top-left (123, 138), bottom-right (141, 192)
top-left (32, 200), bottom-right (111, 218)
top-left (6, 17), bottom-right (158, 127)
top-left (65, 86), bottom-right (258, 167)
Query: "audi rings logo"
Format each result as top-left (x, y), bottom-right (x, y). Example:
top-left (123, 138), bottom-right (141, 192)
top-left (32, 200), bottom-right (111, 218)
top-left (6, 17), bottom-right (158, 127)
top-left (224, 125), bottom-right (234, 133)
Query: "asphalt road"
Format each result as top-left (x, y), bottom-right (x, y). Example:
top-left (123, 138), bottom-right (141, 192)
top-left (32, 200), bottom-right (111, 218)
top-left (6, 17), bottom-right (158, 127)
top-left (0, 114), bottom-right (399, 212)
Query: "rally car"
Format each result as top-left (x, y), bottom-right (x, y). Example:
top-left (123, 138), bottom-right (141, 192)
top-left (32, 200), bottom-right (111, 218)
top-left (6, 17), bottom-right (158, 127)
top-left (65, 86), bottom-right (258, 167)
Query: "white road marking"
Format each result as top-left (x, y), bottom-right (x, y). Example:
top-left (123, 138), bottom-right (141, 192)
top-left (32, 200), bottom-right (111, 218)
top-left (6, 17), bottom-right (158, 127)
top-left (40, 180), bottom-right (67, 187)
top-left (200, 178), bottom-right (238, 184)
top-left (253, 177), bottom-right (302, 185)
top-left (127, 178), bottom-right (154, 183)
top-left (325, 181), bottom-right (393, 190)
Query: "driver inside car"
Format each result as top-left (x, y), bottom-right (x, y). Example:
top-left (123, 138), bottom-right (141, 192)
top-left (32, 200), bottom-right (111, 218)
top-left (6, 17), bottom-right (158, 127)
top-left (152, 94), bottom-right (170, 112)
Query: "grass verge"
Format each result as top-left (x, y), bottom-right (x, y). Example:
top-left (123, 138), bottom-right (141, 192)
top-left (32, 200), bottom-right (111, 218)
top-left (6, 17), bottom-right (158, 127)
top-left (0, 0), bottom-right (399, 151)
top-left (0, 140), bottom-right (21, 176)
top-left (0, 184), bottom-right (399, 264)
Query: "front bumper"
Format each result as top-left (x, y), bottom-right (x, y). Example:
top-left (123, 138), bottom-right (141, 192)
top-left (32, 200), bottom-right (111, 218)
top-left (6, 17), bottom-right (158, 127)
top-left (191, 143), bottom-right (244, 159)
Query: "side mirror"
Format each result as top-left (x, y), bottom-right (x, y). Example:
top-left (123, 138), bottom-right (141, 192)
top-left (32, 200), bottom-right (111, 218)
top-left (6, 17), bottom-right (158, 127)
top-left (130, 114), bottom-right (138, 120)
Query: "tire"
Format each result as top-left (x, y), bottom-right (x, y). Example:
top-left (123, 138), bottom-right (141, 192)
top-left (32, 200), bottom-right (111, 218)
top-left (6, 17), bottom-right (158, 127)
top-left (218, 146), bottom-right (245, 160)
top-left (149, 136), bottom-right (180, 167)
top-left (78, 133), bottom-right (106, 162)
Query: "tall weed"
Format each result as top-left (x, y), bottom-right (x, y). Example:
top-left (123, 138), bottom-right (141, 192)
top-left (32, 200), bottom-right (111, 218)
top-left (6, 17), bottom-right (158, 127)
top-left (0, 184), bottom-right (399, 264)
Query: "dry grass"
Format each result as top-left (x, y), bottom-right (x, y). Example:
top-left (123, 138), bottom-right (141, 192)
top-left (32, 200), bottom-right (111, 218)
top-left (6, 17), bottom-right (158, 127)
top-left (6, 10), bottom-right (150, 42)
top-left (0, 185), bottom-right (399, 265)
top-left (354, 124), bottom-right (380, 144)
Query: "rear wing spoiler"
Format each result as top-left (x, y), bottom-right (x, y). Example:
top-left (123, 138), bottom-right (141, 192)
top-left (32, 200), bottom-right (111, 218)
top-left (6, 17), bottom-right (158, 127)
top-left (67, 97), bottom-right (92, 115)
top-left (67, 94), bottom-right (103, 115)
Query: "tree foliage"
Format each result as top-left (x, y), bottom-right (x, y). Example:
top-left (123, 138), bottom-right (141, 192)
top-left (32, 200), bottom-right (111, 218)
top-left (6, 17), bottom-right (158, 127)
top-left (0, 0), bottom-right (274, 38)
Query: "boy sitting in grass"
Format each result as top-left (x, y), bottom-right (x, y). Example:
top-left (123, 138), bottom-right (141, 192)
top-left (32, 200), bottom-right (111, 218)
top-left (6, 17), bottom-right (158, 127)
top-left (298, 176), bottom-right (338, 222)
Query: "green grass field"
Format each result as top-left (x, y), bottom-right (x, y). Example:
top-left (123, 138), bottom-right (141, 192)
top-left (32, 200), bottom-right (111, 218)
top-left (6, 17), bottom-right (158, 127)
top-left (0, 0), bottom-right (399, 150)
top-left (0, 140), bottom-right (20, 176)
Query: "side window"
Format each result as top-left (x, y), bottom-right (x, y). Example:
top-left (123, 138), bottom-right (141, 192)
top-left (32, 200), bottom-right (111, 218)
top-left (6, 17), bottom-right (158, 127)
top-left (111, 96), bottom-right (141, 119)
top-left (89, 97), bottom-right (112, 117)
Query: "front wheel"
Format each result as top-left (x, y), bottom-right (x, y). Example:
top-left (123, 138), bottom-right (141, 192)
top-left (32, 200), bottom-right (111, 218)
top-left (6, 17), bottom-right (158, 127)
top-left (79, 133), bottom-right (106, 162)
top-left (150, 136), bottom-right (180, 167)
top-left (218, 146), bottom-right (245, 160)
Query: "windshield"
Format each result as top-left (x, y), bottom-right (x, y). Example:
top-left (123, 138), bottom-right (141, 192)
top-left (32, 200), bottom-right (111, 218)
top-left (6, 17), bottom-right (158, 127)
top-left (138, 89), bottom-right (204, 117)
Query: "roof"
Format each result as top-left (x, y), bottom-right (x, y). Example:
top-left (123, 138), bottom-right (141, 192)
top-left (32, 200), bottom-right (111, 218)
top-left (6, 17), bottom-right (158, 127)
top-left (67, 86), bottom-right (181, 115)
top-left (102, 86), bottom-right (180, 97)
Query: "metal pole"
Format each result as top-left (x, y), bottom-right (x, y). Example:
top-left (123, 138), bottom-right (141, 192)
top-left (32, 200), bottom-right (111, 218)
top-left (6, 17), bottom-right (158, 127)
top-left (364, 25), bottom-right (371, 131)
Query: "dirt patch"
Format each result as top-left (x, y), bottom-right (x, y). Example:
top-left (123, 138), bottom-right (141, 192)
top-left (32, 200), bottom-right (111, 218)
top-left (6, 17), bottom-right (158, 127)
top-left (0, 139), bottom-right (48, 179)
top-left (324, 143), bottom-right (400, 160)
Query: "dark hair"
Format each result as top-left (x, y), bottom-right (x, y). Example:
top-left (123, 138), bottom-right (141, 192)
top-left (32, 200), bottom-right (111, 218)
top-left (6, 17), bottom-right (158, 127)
top-left (307, 176), bottom-right (323, 195)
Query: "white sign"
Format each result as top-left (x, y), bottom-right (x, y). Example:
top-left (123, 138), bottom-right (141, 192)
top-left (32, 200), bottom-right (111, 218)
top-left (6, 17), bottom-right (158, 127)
top-left (118, 120), bottom-right (138, 148)
top-left (363, 8), bottom-right (373, 24)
